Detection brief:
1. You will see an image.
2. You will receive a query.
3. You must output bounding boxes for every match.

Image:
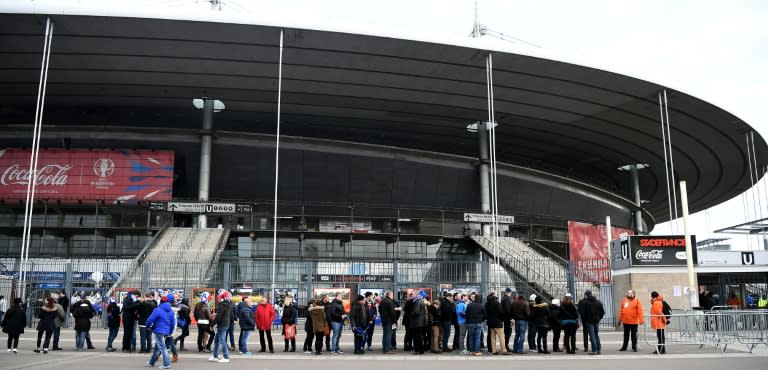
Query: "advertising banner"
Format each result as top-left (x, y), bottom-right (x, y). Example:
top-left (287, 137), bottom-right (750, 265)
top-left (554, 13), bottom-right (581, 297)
top-left (568, 221), bottom-right (634, 283)
top-left (313, 288), bottom-right (351, 312)
top-left (438, 285), bottom-right (480, 298)
top-left (191, 288), bottom-right (217, 324)
top-left (629, 235), bottom-right (697, 266)
top-left (149, 288), bottom-right (185, 302)
top-left (0, 148), bottom-right (173, 202)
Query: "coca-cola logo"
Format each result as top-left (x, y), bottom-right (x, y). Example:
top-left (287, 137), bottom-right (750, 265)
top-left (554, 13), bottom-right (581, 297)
top-left (0, 164), bottom-right (72, 186)
top-left (635, 249), bottom-right (663, 260)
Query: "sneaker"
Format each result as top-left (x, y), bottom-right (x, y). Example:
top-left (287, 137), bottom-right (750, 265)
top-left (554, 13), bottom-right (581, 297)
top-left (43, 348), bottom-right (48, 354)
top-left (336, 350), bottom-right (343, 354)
top-left (460, 349), bottom-right (469, 355)
top-left (12, 348), bottom-right (18, 353)
top-left (158, 366), bottom-right (171, 369)
top-left (34, 348), bottom-right (41, 353)
top-left (146, 361), bottom-right (154, 367)
top-left (6, 349), bottom-right (11, 352)
top-left (218, 358), bottom-right (230, 363)
top-left (303, 350), bottom-right (311, 354)
top-left (208, 356), bottom-right (219, 362)
top-left (243, 351), bottom-right (252, 356)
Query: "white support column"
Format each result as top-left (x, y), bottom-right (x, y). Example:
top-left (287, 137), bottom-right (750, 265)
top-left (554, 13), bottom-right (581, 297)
top-left (197, 98), bottom-right (214, 228)
top-left (679, 181), bottom-right (699, 308)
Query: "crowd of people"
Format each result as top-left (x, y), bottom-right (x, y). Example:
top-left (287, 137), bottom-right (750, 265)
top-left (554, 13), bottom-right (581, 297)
top-left (0, 286), bottom-right (700, 365)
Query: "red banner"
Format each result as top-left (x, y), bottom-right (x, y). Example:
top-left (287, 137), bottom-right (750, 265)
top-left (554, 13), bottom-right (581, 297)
top-left (568, 221), bottom-right (634, 283)
top-left (0, 148), bottom-right (173, 202)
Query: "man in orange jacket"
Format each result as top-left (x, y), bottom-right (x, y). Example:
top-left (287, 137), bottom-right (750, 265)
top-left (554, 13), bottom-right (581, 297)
top-left (617, 289), bottom-right (643, 352)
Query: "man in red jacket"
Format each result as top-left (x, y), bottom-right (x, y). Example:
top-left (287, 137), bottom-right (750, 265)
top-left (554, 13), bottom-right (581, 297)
top-left (255, 298), bottom-right (275, 353)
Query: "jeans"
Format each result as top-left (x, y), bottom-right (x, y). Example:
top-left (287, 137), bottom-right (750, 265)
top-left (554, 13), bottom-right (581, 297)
top-left (239, 329), bottom-right (252, 353)
top-left (513, 320), bottom-right (528, 353)
top-left (457, 324), bottom-right (467, 350)
top-left (139, 325), bottom-right (152, 352)
top-left (212, 326), bottom-right (230, 359)
top-left (107, 327), bottom-right (119, 349)
top-left (441, 321), bottom-right (452, 350)
top-left (382, 323), bottom-right (394, 352)
top-left (52, 326), bottom-right (61, 348)
top-left (227, 323), bottom-right (235, 347)
top-left (562, 324), bottom-right (577, 353)
top-left (75, 331), bottom-right (87, 349)
top-left (467, 323), bottom-right (483, 353)
top-left (584, 322), bottom-right (601, 353)
top-left (165, 334), bottom-right (177, 355)
top-left (149, 333), bottom-right (170, 368)
top-left (331, 321), bottom-right (343, 352)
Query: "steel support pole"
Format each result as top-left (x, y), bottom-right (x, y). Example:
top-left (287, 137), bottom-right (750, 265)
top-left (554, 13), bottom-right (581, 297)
top-left (679, 181), bottom-right (699, 308)
top-left (64, 262), bottom-right (72, 328)
top-left (478, 121), bottom-right (491, 236)
top-left (630, 164), bottom-right (643, 234)
top-left (222, 261), bottom-right (231, 290)
top-left (270, 29), bottom-right (285, 296)
top-left (197, 99), bottom-right (214, 228)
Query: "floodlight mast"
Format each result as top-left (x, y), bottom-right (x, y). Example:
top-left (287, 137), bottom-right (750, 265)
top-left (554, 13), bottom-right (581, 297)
top-left (469, 0), bottom-right (542, 48)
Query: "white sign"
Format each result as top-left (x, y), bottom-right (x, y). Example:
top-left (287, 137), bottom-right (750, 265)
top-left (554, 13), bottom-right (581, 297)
top-left (167, 202), bottom-right (236, 213)
top-left (463, 213), bottom-right (515, 224)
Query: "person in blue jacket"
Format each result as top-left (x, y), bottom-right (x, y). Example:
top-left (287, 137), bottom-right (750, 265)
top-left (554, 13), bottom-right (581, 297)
top-left (145, 294), bottom-right (176, 369)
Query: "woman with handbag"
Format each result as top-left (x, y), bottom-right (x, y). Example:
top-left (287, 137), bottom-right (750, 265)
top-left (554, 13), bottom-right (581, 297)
top-left (281, 296), bottom-right (298, 352)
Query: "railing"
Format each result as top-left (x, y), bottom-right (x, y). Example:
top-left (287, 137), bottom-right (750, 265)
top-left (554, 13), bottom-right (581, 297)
top-left (106, 220), bottom-right (171, 297)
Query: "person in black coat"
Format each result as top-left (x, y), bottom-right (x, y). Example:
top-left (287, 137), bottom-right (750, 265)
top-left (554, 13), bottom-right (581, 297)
top-left (558, 296), bottom-right (579, 354)
top-left (500, 289), bottom-right (515, 352)
top-left (136, 293), bottom-right (156, 353)
top-left (350, 295), bottom-right (368, 354)
top-left (106, 297), bottom-right (120, 352)
top-left (409, 294), bottom-right (426, 355)
top-left (531, 296), bottom-right (550, 354)
top-left (281, 297), bottom-right (298, 352)
top-left (35, 297), bottom-right (60, 353)
top-left (548, 299), bottom-right (562, 352)
top-left (378, 292), bottom-right (397, 353)
top-left (364, 294), bottom-right (377, 351)
top-left (71, 296), bottom-right (95, 351)
top-left (428, 299), bottom-right (442, 353)
top-left (485, 294), bottom-right (507, 354)
top-left (302, 299), bottom-right (315, 353)
top-left (439, 292), bottom-right (456, 352)
top-left (1, 298), bottom-right (25, 352)
top-left (121, 291), bottom-right (139, 352)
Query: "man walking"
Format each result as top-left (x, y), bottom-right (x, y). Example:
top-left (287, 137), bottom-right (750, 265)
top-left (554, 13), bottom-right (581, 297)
top-left (617, 289), bottom-right (643, 352)
top-left (579, 290), bottom-right (605, 355)
top-left (145, 293), bottom-right (175, 369)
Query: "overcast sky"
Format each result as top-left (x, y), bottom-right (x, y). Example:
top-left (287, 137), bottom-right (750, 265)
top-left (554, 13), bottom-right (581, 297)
top-left (4, 0), bottom-right (768, 248)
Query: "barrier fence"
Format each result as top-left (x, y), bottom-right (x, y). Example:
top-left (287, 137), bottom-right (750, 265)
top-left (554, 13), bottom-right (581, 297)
top-left (642, 310), bottom-right (768, 355)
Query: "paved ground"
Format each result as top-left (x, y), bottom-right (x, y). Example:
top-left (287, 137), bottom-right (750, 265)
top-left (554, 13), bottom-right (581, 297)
top-left (1, 328), bottom-right (765, 369)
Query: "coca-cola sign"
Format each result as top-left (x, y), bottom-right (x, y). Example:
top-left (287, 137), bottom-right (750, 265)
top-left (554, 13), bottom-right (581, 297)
top-left (0, 148), bottom-right (174, 203)
top-left (628, 235), bottom-right (697, 266)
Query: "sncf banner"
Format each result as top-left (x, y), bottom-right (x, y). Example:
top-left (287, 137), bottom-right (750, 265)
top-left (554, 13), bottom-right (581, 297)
top-left (628, 235), bottom-right (697, 267)
top-left (568, 221), bottom-right (634, 283)
top-left (0, 148), bottom-right (173, 202)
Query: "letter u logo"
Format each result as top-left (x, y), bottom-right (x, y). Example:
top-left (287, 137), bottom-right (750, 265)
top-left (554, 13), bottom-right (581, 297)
top-left (742, 252), bottom-right (755, 265)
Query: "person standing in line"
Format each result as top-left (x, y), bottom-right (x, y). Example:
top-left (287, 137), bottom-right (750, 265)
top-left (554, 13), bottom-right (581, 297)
top-left (308, 299), bottom-right (327, 355)
top-left (510, 294), bottom-right (530, 354)
top-left (145, 292), bottom-right (175, 369)
top-left (580, 290), bottom-right (604, 355)
top-left (195, 292), bottom-right (215, 353)
top-left (531, 296), bottom-right (550, 354)
top-left (428, 299), bottom-right (442, 353)
top-left (51, 294), bottom-right (67, 351)
top-left (72, 294), bottom-right (95, 351)
top-left (617, 289), bottom-right (643, 352)
top-left (163, 295), bottom-right (179, 363)
top-left (1, 297), bottom-right (25, 353)
top-left (121, 291), bottom-right (139, 353)
top-left (364, 293), bottom-right (377, 352)
top-left (281, 295), bottom-right (298, 352)
top-left (350, 295), bottom-right (368, 354)
top-left (255, 297), bottom-right (275, 353)
top-left (548, 299), bottom-right (562, 352)
top-left (402, 291), bottom-right (414, 351)
top-left (227, 294), bottom-right (238, 352)
top-left (208, 290), bottom-right (232, 363)
top-left (576, 292), bottom-right (589, 353)
top-left (500, 288), bottom-right (515, 352)
top-left (439, 292), bottom-right (455, 352)
top-left (409, 292), bottom-right (427, 355)
top-left (34, 297), bottom-right (59, 353)
top-left (105, 297), bottom-right (120, 352)
top-left (558, 295), bottom-right (579, 354)
top-left (237, 296), bottom-right (255, 355)
top-left (52, 290), bottom-right (69, 351)
top-left (174, 298), bottom-right (191, 352)
top-left (527, 294), bottom-right (538, 352)
top-left (465, 294), bottom-right (485, 356)
top-left (455, 294), bottom-right (468, 353)
top-left (320, 295), bottom-right (332, 352)
top-left (379, 291), bottom-right (397, 354)
top-left (485, 292), bottom-right (507, 355)
top-left (328, 293), bottom-right (346, 354)
top-left (302, 297), bottom-right (315, 354)
top-left (650, 291), bottom-right (667, 354)
top-left (0, 295), bottom-right (7, 327)
top-left (137, 293), bottom-right (156, 354)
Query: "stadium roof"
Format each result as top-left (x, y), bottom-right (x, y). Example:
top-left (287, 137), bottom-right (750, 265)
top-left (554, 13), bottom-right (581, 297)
top-left (0, 13), bottom-right (766, 224)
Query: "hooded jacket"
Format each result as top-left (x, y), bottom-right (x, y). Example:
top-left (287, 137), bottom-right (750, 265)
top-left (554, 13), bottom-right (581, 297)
top-left (238, 301), bottom-right (256, 330)
top-left (328, 299), bottom-right (345, 323)
top-left (137, 299), bottom-right (156, 326)
top-left (36, 304), bottom-right (59, 332)
top-left (485, 296), bottom-right (503, 328)
top-left (501, 294), bottom-right (514, 321)
top-left (531, 301), bottom-right (550, 328)
top-left (618, 296), bottom-right (644, 325)
top-left (146, 301), bottom-right (175, 335)
top-left (121, 295), bottom-right (139, 322)
top-left (650, 295), bottom-right (667, 330)
top-left (255, 302), bottom-right (275, 331)
top-left (511, 298), bottom-right (530, 321)
top-left (1, 303), bottom-right (26, 335)
top-left (308, 305), bottom-right (326, 334)
top-left (350, 300), bottom-right (368, 328)
top-left (548, 303), bottom-right (562, 329)
top-left (213, 300), bottom-right (232, 329)
top-left (53, 303), bottom-right (66, 328)
top-left (579, 295), bottom-right (605, 325)
top-left (72, 300), bottom-right (95, 331)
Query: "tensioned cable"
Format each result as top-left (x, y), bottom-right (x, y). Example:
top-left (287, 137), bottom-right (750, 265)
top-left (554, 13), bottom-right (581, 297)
top-left (488, 53), bottom-right (501, 291)
top-left (663, 91), bottom-right (679, 232)
top-left (270, 30), bottom-right (284, 295)
top-left (750, 132), bottom-right (763, 221)
top-left (20, 17), bottom-right (53, 299)
top-left (658, 92), bottom-right (674, 232)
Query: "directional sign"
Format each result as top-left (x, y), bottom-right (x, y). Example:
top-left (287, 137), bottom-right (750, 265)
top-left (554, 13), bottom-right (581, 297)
top-left (463, 213), bottom-right (515, 224)
top-left (167, 202), bottom-right (236, 214)
top-left (149, 202), bottom-right (166, 211)
top-left (236, 204), bottom-right (253, 214)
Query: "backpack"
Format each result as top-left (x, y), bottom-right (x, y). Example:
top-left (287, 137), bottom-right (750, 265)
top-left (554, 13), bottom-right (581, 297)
top-left (661, 300), bottom-right (672, 320)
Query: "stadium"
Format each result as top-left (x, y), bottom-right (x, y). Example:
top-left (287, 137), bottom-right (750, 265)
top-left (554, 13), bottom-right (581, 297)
top-left (1, 6), bottom-right (767, 319)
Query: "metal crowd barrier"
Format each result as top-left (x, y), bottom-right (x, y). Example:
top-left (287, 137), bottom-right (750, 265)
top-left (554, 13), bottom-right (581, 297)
top-left (642, 310), bottom-right (768, 355)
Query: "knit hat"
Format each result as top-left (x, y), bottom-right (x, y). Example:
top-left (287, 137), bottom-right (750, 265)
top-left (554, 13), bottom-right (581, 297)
top-left (161, 295), bottom-right (168, 302)
top-left (565, 293), bottom-right (573, 298)
top-left (218, 290), bottom-right (232, 301)
top-left (356, 295), bottom-right (365, 301)
top-left (166, 293), bottom-right (175, 303)
top-left (552, 299), bottom-right (560, 306)
top-left (529, 294), bottom-right (537, 301)
top-left (584, 290), bottom-right (593, 297)
top-left (505, 288), bottom-right (513, 293)
top-left (200, 292), bottom-right (209, 303)
top-left (80, 294), bottom-right (87, 299)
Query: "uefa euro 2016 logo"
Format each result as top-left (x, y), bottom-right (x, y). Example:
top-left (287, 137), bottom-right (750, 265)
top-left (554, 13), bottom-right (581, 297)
top-left (94, 158), bottom-right (115, 178)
